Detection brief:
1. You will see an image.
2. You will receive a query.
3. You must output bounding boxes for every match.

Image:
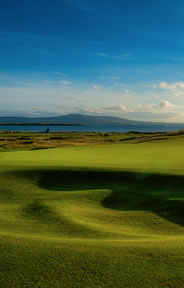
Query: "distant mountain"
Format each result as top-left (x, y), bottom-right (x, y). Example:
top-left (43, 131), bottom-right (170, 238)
top-left (0, 114), bottom-right (157, 125)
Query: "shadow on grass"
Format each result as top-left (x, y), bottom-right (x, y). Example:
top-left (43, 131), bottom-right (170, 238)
top-left (8, 169), bottom-right (184, 227)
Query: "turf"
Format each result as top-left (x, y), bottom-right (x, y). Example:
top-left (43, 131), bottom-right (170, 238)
top-left (1, 135), bottom-right (184, 287)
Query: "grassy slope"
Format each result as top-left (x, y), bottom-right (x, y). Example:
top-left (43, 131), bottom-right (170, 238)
top-left (1, 137), bottom-right (184, 287)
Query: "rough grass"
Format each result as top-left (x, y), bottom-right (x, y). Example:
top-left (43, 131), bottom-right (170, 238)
top-left (1, 136), bottom-right (184, 287)
top-left (1, 130), bottom-right (184, 150)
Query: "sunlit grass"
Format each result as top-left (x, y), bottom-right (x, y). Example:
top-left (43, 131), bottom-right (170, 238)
top-left (1, 138), bottom-right (184, 287)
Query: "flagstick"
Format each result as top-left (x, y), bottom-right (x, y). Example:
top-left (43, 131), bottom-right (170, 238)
top-left (45, 127), bottom-right (51, 161)
top-left (48, 131), bottom-right (51, 161)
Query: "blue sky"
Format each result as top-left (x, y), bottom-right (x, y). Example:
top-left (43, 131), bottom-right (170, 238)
top-left (1, 0), bottom-right (184, 121)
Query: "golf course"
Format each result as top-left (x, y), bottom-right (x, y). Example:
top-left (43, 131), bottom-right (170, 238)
top-left (1, 132), bottom-right (184, 287)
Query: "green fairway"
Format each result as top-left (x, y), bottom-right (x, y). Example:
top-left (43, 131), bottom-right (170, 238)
top-left (1, 137), bottom-right (184, 287)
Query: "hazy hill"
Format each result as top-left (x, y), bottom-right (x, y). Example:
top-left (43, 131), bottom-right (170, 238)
top-left (0, 114), bottom-right (145, 125)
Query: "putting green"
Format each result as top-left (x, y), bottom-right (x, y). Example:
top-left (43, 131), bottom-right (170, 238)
top-left (1, 140), bottom-right (184, 287)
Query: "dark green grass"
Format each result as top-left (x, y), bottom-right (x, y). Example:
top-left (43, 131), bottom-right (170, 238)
top-left (1, 140), bottom-right (184, 287)
top-left (1, 168), bottom-right (184, 287)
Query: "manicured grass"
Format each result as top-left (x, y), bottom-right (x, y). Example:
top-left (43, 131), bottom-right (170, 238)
top-left (1, 136), bottom-right (184, 287)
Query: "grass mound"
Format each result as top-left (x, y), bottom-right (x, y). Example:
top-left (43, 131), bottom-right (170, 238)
top-left (1, 140), bottom-right (184, 287)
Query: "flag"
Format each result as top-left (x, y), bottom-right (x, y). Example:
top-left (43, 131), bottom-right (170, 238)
top-left (45, 128), bottom-right (50, 134)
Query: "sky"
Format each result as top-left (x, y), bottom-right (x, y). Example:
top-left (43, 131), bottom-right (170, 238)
top-left (1, 0), bottom-right (184, 122)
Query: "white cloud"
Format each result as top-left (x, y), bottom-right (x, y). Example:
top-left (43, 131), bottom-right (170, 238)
top-left (103, 104), bottom-right (131, 112)
top-left (153, 94), bottom-right (160, 99)
top-left (97, 51), bottom-right (133, 61)
top-left (93, 85), bottom-right (101, 91)
top-left (176, 82), bottom-right (184, 88)
top-left (152, 84), bottom-right (157, 89)
top-left (159, 81), bottom-right (184, 100)
top-left (159, 100), bottom-right (174, 109)
top-left (54, 72), bottom-right (67, 76)
top-left (97, 53), bottom-right (108, 58)
top-left (2, 74), bottom-right (184, 122)
top-left (77, 103), bottom-right (181, 122)
top-left (160, 81), bottom-right (184, 90)
top-left (136, 104), bottom-right (157, 112)
top-left (78, 106), bottom-right (103, 115)
top-left (59, 80), bottom-right (71, 85)
top-left (159, 100), bottom-right (183, 110)
top-left (174, 90), bottom-right (184, 97)
top-left (160, 82), bottom-right (177, 90)
top-left (78, 104), bottom-right (131, 115)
